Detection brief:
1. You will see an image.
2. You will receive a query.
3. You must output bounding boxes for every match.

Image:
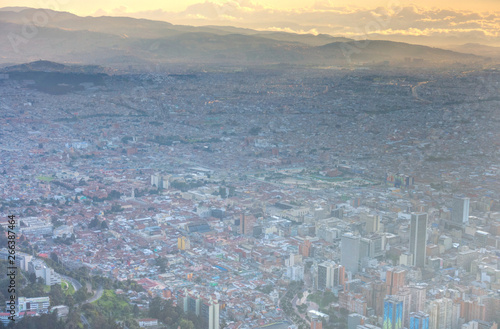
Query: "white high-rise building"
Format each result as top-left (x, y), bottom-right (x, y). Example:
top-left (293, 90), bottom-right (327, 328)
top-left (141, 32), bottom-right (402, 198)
top-left (287, 265), bottom-right (304, 281)
top-left (410, 213), bottom-right (428, 268)
top-left (317, 261), bottom-right (343, 290)
top-left (452, 197), bottom-right (470, 225)
top-left (341, 233), bottom-right (360, 274)
top-left (428, 298), bottom-right (453, 329)
top-left (363, 213), bottom-right (381, 233)
top-left (28, 259), bottom-right (61, 286)
top-left (201, 297), bottom-right (219, 329)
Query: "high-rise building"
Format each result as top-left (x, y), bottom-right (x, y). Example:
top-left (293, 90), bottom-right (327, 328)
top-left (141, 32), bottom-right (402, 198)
top-left (396, 288), bottom-right (412, 328)
top-left (364, 213), bottom-right (381, 233)
top-left (360, 234), bottom-right (385, 260)
top-left (348, 313), bottom-right (367, 329)
top-left (311, 317), bottom-right (323, 329)
top-left (460, 299), bottom-right (486, 323)
top-left (240, 213), bottom-right (256, 235)
top-left (451, 303), bottom-right (461, 329)
top-left (317, 261), bottom-right (344, 290)
top-left (409, 285), bottom-right (427, 313)
top-left (452, 197), bottom-right (469, 225)
top-left (286, 265), bottom-right (304, 281)
top-left (186, 293), bottom-right (201, 315)
top-left (410, 311), bottom-right (429, 329)
top-left (332, 207), bottom-right (344, 219)
top-left (181, 291), bottom-right (219, 329)
top-left (200, 297), bottom-right (219, 329)
top-left (372, 281), bottom-right (387, 317)
top-left (410, 213), bottom-right (428, 268)
top-left (341, 233), bottom-right (360, 274)
top-left (177, 236), bottom-right (190, 250)
top-left (386, 268), bottom-right (406, 295)
top-left (150, 173), bottom-right (170, 189)
top-left (428, 298), bottom-right (453, 329)
top-left (299, 239), bottom-right (312, 257)
top-left (383, 296), bottom-right (403, 329)
top-left (28, 259), bottom-right (61, 286)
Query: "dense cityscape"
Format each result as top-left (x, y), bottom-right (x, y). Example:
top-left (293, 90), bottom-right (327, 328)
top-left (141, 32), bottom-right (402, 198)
top-left (0, 4), bottom-right (500, 329)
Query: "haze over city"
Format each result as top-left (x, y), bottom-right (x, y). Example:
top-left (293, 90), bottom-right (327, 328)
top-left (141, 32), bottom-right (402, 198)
top-left (0, 1), bottom-right (499, 329)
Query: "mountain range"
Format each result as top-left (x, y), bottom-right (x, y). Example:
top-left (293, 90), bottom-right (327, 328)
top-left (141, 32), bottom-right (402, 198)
top-left (0, 7), bottom-right (491, 68)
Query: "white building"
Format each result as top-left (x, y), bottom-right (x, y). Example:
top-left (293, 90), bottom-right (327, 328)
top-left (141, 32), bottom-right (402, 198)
top-left (29, 260), bottom-right (61, 286)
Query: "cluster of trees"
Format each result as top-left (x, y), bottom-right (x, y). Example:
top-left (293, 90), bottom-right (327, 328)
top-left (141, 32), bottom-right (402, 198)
top-left (279, 280), bottom-right (309, 329)
top-left (0, 261), bottom-right (72, 305)
top-left (121, 136), bottom-right (133, 144)
top-left (51, 180), bottom-right (73, 191)
top-left (148, 297), bottom-right (200, 329)
top-left (0, 311), bottom-right (66, 329)
top-left (150, 135), bottom-right (182, 146)
top-left (249, 126), bottom-right (262, 135)
top-left (170, 180), bottom-right (207, 192)
top-left (90, 190), bottom-right (123, 203)
top-left (306, 291), bottom-right (337, 309)
top-left (89, 216), bottom-right (108, 230)
top-left (92, 290), bottom-right (133, 320)
top-left (133, 188), bottom-right (159, 197)
top-left (256, 285), bottom-right (273, 294)
top-left (321, 307), bottom-right (348, 329)
top-left (214, 186), bottom-right (236, 199)
top-left (53, 234), bottom-right (76, 245)
top-left (89, 276), bottom-right (144, 294)
top-left (155, 256), bottom-right (168, 273)
top-left (42, 260), bottom-right (91, 287)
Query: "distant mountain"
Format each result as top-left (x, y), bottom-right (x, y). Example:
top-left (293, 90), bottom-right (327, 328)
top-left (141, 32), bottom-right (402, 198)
top-left (318, 40), bottom-right (481, 63)
top-left (0, 7), bottom-right (485, 67)
top-left (1, 60), bottom-right (108, 95)
top-left (446, 43), bottom-right (500, 59)
top-left (3, 60), bottom-right (107, 74)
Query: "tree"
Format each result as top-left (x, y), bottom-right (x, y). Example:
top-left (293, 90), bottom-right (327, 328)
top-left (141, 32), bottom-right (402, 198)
top-left (28, 272), bottom-right (37, 284)
top-left (249, 126), bottom-right (262, 135)
top-left (148, 297), bottom-right (162, 319)
top-left (107, 190), bottom-right (122, 200)
top-left (89, 216), bottom-right (100, 229)
top-left (50, 252), bottom-right (59, 263)
top-left (50, 284), bottom-right (65, 306)
top-left (110, 204), bottom-right (123, 213)
top-left (65, 294), bottom-right (75, 308)
top-left (124, 319), bottom-right (141, 329)
top-left (133, 304), bottom-right (140, 317)
top-left (74, 287), bottom-right (90, 303)
top-left (219, 186), bottom-right (227, 199)
top-left (64, 309), bottom-right (82, 329)
top-left (179, 319), bottom-right (194, 329)
top-left (156, 257), bottom-right (167, 273)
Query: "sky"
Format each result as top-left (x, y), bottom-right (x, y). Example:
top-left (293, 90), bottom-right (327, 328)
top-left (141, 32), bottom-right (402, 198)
top-left (1, 0), bottom-right (500, 45)
top-left (1, 0), bottom-right (500, 14)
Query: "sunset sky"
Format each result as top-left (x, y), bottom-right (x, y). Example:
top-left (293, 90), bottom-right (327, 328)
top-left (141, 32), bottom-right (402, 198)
top-left (2, 0), bottom-right (500, 46)
top-left (2, 0), bottom-right (500, 13)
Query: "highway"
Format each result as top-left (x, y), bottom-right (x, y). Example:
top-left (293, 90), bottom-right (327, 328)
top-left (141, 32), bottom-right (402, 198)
top-left (80, 314), bottom-right (91, 329)
top-left (60, 274), bottom-right (82, 291)
top-left (86, 286), bottom-right (104, 304)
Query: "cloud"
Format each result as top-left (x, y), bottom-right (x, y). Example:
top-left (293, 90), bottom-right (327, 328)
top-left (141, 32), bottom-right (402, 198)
top-left (91, 2), bottom-right (500, 46)
top-left (262, 26), bottom-right (320, 35)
